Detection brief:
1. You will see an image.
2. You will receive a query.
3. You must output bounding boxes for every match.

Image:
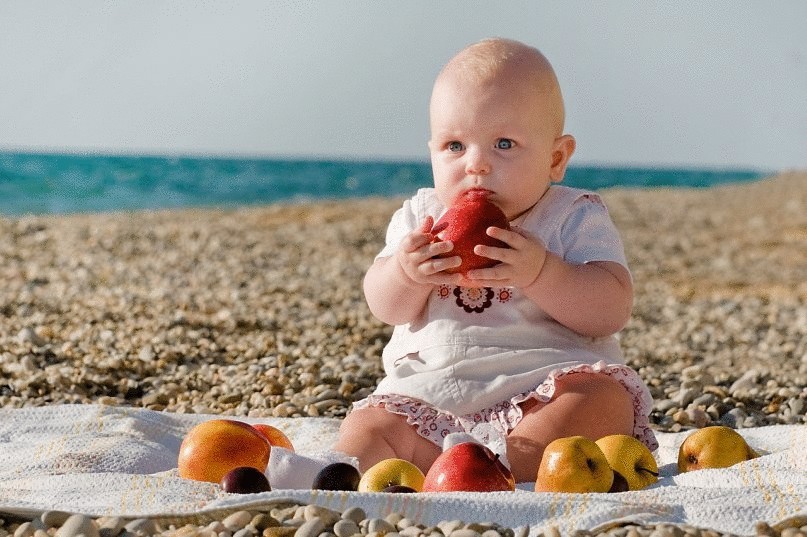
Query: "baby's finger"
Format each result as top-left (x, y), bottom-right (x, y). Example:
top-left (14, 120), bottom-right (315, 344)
top-left (400, 231), bottom-right (434, 253)
top-left (420, 216), bottom-right (435, 234)
top-left (473, 244), bottom-right (513, 263)
top-left (463, 269), bottom-right (509, 287)
top-left (486, 226), bottom-right (528, 248)
top-left (420, 255), bottom-right (462, 275)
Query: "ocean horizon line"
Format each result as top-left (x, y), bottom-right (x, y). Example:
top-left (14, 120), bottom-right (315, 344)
top-left (0, 150), bottom-right (772, 217)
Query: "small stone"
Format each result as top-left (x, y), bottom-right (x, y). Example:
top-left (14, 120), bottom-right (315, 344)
top-left (55, 514), bottom-right (99, 537)
top-left (263, 528), bottom-right (297, 537)
top-left (367, 519), bottom-right (397, 534)
top-left (672, 410), bottom-right (690, 425)
top-left (341, 507), bottom-right (367, 525)
top-left (123, 518), bottom-right (157, 536)
top-left (40, 512), bottom-right (72, 529)
top-left (14, 522), bottom-right (43, 537)
top-left (224, 511), bottom-right (255, 532)
top-left (17, 327), bottom-right (46, 347)
top-left (333, 519), bottom-right (361, 537)
top-left (294, 518), bottom-right (325, 537)
top-left (729, 370), bottom-right (760, 394)
top-left (234, 527), bottom-right (258, 537)
top-left (686, 407), bottom-right (710, 428)
top-left (204, 521), bottom-right (226, 533)
top-left (251, 514), bottom-right (281, 531)
top-left (304, 506), bottom-right (341, 527)
top-left (385, 513), bottom-right (404, 527)
top-left (96, 516), bottom-right (126, 537)
top-left (438, 520), bottom-right (465, 536)
top-left (449, 530), bottom-right (481, 537)
top-left (399, 527), bottom-right (424, 537)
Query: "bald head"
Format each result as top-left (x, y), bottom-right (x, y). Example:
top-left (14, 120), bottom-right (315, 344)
top-left (432, 38), bottom-right (566, 136)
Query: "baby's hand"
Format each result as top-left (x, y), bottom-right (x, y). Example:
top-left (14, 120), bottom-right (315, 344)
top-left (396, 216), bottom-right (464, 286)
top-left (463, 226), bottom-right (547, 288)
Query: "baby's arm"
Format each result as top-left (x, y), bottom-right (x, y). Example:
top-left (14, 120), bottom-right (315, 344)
top-left (466, 226), bottom-right (632, 337)
top-left (364, 217), bottom-right (463, 326)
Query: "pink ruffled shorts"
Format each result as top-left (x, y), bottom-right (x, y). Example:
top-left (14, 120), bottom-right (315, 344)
top-left (351, 360), bottom-right (658, 452)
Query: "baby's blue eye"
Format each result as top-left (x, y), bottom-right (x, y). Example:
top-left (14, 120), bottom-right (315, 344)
top-left (496, 139), bottom-right (514, 150)
top-left (448, 141), bottom-right (464, 152)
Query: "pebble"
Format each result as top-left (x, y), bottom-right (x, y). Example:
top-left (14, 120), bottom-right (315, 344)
top-left (123, 518), bottom-right (157, 535)
top-left (54, 514), bottom-right (99, 537)
top-left (224, 512), bottom-right (256, 532)
top-left (294, 518), bottom-right (325, 537)
top-left (333, 519), bottom-right (361, 537)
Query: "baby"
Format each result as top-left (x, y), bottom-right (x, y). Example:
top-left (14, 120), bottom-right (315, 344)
top-left (329, 38), bottom-right (657, 484)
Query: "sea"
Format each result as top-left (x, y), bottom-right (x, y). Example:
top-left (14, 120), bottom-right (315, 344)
top-left (0, 152), bottom-right (768, 216)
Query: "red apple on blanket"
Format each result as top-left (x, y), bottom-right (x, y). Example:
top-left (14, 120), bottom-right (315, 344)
top-left (431, 190), bottom-right (511, 276)
top-left (535, 436), bottom-right (614, 493)
top-left (178, 419), bottom-right (270, 483)
top-left (252, 423), bottom-right (295, 452)
top-left (422, 441), bottom-right (515, 492)
top-left (677, 425), bottom-right (759, 472)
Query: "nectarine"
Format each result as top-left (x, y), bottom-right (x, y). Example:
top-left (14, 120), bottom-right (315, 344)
top-left (178, 419), bottom-right (270, 483)
top-left (252, 423), bottom-right (295, 452)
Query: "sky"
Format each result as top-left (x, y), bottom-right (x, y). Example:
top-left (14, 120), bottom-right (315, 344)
top-left (0, 1), bottom-right (805, 171)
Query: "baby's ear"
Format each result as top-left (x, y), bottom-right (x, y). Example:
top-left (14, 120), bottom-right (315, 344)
top-left (549, 134), bottom-right (576, 182)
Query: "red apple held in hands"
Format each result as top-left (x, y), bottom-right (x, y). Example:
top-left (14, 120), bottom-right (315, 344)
top-left (431, 190), bottom-right (511, 276)
top-left (178, 419), bottom-right (270, 483)
top-left (422, 441), bottom-right (515, 492)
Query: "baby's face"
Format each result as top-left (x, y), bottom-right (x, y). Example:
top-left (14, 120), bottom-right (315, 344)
top-left (428, 74), bottom-right (568, 221)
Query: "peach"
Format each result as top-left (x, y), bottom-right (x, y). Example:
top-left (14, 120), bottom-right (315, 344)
top-left (253, 423), bottom-right (295, 452)
top-left (178, 419), bottom-right (270, 483)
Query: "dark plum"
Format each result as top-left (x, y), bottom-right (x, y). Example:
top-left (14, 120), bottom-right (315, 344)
top-left (220, 466), bottom-right (271, 494)
top-left (312, 462), bottom-right (361, 491)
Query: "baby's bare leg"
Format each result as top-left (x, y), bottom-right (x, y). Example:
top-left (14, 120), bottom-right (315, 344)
top-left (506, 373), bottom-right (635, 483)
top-left (333, 406), bottom-right (442, 474)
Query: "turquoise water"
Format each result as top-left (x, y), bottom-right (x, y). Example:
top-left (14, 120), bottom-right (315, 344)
top-left (0, 152), bottom-right (767, 216)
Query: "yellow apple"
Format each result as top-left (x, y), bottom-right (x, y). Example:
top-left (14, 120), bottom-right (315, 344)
top-left (678, 425), bottom-right (759, 472)
top-left (595, 434), bottom-right (659, 490)
top-left (535, 436), bottom-right (613, 493)
top-left (357, 458), bottom-right (425, 492)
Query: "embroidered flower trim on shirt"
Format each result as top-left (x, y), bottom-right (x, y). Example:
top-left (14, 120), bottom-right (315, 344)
top-left (454, 286), bottom-right (494, 313)
top-left (436, 286), bottom-right (512, 313)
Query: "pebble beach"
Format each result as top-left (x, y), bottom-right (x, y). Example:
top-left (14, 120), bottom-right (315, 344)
top-left (1, 171), bottom-right (806, 536)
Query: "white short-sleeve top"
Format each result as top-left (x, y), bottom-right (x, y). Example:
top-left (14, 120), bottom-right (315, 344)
top-left (372, 185), bottom-right (631, 416)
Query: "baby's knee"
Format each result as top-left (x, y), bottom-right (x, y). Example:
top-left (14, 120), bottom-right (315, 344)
top-left (558, 372), bottom-right (634, 423)
top-left (340, 406), bottom-right (408, 437)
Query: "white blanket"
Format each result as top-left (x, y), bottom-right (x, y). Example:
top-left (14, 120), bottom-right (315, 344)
top-left (0, 404), bottom-right (804, 536)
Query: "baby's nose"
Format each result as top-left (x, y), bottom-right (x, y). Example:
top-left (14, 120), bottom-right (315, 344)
top-left (464, 148), bottom-right (491, 175)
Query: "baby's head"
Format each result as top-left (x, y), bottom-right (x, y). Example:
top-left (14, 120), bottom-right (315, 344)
top-left (429, 38), bottom-right (575, 220)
